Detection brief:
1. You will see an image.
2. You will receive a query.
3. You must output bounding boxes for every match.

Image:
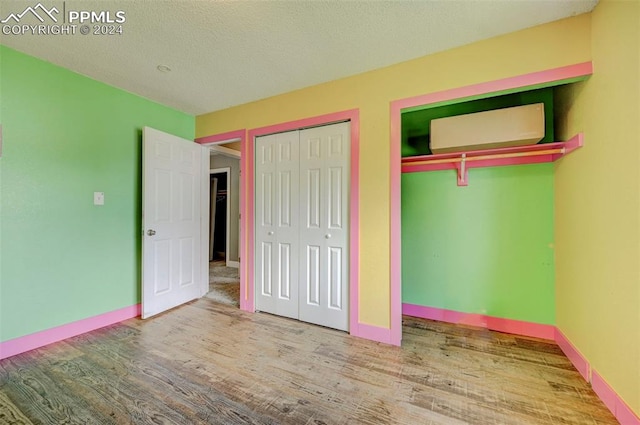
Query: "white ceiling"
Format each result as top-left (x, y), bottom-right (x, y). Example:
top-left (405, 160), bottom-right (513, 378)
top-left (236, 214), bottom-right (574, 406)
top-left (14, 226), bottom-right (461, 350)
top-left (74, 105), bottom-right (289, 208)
top-left (0, 0), bottom-right (598, 116)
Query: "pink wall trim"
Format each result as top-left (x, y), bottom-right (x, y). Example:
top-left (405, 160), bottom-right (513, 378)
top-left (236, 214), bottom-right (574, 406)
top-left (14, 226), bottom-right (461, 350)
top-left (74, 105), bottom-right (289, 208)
top-left (393, 62), bottom-right (593, 111)
top-left (246, 110), bottom-right (361, 335)
top-left (0, 304), bottom-right (141, 360)
top-left (592, 370), bottom-right (640, 425)
top-left (194, 129), bottom-right (249, 310)
top-left (246, 124), bottom-right (256, 312)
top-left (389, 62), bottom-right (593, 349)
top-left (194, 129), bottom-right (245, 145)
top-left (352, 323), bottom-right (393, 345)
top-left (389, 105), bottom-right (403, 346)
top-left (348, 114), bottom-right (361, 336)
top-left (239, 132), bottom-right (248, 310)
top-left (247, 112), bottom-right (355, 138)
top-left (554, 328), bottom-right (590, 381)
top-left (403, 303), bottom-right (555, 340)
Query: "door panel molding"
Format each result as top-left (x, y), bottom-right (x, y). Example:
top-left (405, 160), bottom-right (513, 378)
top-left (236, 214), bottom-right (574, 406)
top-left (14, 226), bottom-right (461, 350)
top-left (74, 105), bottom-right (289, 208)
top-left (254, 131), bottom-right (300, 320)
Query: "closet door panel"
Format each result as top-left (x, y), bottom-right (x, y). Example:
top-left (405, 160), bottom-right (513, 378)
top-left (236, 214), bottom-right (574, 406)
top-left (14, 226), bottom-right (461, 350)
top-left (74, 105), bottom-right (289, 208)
top-left (255, 134), bottom-right (278, 314)
top-left (299, 122), bottom-right (350, 331)
top-left (255, 131), bottom-right (299, 319)
top-left (274, 131), bottom-right (300, 317)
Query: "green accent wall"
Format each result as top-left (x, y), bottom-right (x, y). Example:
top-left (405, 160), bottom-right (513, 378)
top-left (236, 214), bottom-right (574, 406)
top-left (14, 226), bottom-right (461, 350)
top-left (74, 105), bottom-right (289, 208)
top-left (0, 46), bottom-right (194, 342)
top-left (401, 164), bottom-right (555, 325)
top-left (401, 87), bottom-right (555, 157)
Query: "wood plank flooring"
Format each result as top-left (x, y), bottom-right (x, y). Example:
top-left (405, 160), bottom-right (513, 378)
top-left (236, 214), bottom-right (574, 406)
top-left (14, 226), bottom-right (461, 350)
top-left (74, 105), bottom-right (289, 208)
top-left (0, 299), bottom-right (618, 424)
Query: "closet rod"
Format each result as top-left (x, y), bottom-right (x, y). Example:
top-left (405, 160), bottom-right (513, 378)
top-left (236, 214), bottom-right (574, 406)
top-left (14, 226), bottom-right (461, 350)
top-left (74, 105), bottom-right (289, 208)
top-left (404, 147), bottom-right (565, 166)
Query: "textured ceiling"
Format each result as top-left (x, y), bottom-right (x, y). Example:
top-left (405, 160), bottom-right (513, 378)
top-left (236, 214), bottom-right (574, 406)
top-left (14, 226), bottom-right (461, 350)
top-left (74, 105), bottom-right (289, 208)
top-left (0, 0), bottom-right (598, 115)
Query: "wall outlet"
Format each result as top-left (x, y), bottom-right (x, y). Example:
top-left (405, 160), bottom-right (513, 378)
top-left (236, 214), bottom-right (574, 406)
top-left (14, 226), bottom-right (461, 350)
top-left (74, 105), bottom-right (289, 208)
top-left (94, 192), bottom-right (105, 205)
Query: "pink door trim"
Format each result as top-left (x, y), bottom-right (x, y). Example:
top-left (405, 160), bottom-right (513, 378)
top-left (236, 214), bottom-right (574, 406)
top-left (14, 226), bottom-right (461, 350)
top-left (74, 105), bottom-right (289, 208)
top-left (195, 129), bottom-right (248, 307)
top-left (389, 61), bottom-right (593, 345)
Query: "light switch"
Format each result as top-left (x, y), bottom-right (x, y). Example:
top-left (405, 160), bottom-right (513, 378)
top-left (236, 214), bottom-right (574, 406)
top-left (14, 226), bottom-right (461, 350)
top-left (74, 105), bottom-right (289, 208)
top-left (94, 192), bottom-right (105, 205)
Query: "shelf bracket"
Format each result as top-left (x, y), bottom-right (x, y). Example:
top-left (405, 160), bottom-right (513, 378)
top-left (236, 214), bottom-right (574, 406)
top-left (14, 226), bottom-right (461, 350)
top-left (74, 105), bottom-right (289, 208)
top-left (401, 134), bottom-right (584, 186)
top-left (456, 154), bottom-right (468, 186)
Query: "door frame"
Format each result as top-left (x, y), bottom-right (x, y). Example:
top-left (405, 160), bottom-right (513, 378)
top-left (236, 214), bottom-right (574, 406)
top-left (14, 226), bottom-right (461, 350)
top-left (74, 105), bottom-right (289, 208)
top-left (247, 110), bottom-right (361, 336)
top-left (389, 62), bottom-right (594, 345)
top-left (195, 129), bottom-right (246, 301)
top-left (209, 167), bottom-right (232, 266)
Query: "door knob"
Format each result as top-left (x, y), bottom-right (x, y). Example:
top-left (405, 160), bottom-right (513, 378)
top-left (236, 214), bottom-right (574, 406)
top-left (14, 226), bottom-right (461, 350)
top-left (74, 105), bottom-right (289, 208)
top-left (325, 234), bottom-right (331, 239)
top-left (147, 229), bottom-right (156, 236)
top-left (268, 231), bottom-right (274, 236)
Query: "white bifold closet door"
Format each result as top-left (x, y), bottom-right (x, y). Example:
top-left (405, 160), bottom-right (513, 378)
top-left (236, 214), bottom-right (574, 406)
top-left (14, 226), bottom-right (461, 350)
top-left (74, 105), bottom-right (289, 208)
top-left (255, 122), bottom-right (350, 331)
top-left (255, 130), bottom-right (300, 319)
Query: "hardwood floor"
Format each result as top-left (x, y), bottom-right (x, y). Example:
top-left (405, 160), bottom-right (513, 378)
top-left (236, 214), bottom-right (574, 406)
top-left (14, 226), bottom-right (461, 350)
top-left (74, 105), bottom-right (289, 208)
top-left (0, 299), bottom-right (618, 424)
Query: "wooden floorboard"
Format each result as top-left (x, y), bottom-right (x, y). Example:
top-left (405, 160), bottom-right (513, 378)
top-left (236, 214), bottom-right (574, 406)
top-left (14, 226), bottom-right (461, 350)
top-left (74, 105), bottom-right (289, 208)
top-left (0, 299), bottom-right (619, 424)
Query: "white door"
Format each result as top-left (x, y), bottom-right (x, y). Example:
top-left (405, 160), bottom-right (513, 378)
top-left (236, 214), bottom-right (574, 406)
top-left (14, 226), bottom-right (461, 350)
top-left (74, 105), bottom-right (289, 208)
top-left (254, 130), bottom-right (300, 319)
top-left (254, 122), bottom-right (350, 331)
top-left (142, 127), bottom-right (206, 318)
top-left (299, 122), bottom-right (350, 331)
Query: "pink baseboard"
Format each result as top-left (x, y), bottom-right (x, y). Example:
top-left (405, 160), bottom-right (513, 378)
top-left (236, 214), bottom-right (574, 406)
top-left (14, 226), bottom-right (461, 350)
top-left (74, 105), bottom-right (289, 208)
top-left (402, 303), bottom-right (555, 340)
top-left (2, 302), bottom-right (637, 423)
top-left (554, 328), bottom-right (590, 381)
top-left (592, 370), bottom-right (640, 425)
top-left (352, 322), bottom-right (397, 346)
top-left (405, 303), bottom-right (640, 421)
top-left (0, 304), bottom-right (141, 360)
top-left (555, 329), bottom-right (639, 423)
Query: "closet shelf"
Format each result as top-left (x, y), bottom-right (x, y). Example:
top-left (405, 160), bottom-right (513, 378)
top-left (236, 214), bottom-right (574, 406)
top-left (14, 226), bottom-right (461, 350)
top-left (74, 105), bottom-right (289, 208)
top-left (401, 132), bottom-right (583, 186)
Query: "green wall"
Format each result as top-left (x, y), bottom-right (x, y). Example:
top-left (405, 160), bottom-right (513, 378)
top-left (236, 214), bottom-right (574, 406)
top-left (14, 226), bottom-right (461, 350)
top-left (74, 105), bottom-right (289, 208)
top-left (401, 163), bottom-right (555, 324)
top-left (0, 46), bottom-right (194, 342)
